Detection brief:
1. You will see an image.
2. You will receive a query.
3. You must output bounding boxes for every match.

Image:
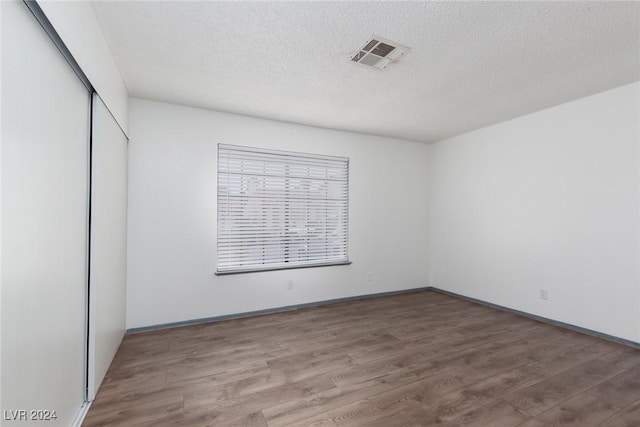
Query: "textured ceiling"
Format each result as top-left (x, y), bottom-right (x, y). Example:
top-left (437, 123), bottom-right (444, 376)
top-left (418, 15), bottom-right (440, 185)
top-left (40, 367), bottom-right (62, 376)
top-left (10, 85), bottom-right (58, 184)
top-left (92, 1), bottom-right (640, 143)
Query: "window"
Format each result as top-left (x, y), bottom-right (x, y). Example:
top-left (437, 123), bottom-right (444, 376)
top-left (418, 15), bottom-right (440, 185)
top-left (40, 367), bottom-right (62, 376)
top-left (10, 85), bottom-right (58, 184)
top-left (217, 144), bottom-right (349, 274)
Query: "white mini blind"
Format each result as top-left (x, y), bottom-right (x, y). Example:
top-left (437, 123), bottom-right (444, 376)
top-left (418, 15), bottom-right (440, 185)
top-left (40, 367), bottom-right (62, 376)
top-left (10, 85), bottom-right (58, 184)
top-left (217, 144), bottom-right (350, 274)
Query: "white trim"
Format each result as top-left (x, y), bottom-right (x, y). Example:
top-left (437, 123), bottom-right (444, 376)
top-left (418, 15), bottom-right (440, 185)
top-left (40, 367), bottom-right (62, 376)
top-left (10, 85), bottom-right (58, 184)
top-left (71, 400), bottom-right (93, 427)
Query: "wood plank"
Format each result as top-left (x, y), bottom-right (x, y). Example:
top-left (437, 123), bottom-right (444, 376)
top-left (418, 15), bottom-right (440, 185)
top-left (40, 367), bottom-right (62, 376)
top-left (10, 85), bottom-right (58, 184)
top-left (586, 361), bottom-right (640, 408)
top-left (288, 365), bottom-right (488, 427)
top-left (599, 401), bottom-right (640, 427)
top-left (503, 355), bottom-right (640, 416)
top-left (517, 392), bottom-right (620, 426)
top-left (451, 399), bottom-right (529, 426)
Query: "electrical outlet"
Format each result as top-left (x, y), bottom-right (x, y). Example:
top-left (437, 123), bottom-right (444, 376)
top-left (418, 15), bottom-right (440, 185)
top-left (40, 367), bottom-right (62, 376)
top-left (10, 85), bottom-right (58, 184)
top-left (287, 280), bottom-right (294, 291)
top-left (539, 289), bottom-right (548, 300)
top-left (367, 272), bottom-right (373, 282)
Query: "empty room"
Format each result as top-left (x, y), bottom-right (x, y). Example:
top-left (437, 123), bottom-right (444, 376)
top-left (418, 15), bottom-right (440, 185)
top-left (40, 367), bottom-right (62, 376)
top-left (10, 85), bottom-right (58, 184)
top-left (2, 0), bottom-right (640, 426)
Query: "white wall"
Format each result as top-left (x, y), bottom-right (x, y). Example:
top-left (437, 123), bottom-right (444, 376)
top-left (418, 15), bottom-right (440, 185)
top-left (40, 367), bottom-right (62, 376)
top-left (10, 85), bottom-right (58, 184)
top-left (429, 82), bottom-right (640, 342)
top-left (127, 98), bottom-right (430, 329)
top-left (38, 0), bottom-right (129, 134)
top-left (88, 96), bottom-right (128, 400)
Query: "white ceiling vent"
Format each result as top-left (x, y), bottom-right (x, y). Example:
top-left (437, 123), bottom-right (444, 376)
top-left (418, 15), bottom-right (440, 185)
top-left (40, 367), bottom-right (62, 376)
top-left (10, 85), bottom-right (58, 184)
top-left (350, 36), bottom-right (410, 70)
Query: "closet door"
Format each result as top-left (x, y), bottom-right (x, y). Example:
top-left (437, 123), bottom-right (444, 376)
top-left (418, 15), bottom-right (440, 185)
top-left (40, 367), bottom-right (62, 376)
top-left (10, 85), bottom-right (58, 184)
top-left (1, 1), bottom-right (91, 425)
top-left (88, 95), bottom-right (128, 400)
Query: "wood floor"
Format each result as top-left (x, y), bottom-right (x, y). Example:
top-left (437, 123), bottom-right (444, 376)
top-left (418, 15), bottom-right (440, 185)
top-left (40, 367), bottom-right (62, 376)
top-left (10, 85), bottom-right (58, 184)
top-left (83, 290), bottom-right (640, 427)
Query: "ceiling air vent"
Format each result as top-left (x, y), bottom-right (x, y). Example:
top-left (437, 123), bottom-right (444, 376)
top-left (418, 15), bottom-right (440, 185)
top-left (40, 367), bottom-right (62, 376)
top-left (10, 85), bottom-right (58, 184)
top-left (350, 36), bottom-right (410, 70)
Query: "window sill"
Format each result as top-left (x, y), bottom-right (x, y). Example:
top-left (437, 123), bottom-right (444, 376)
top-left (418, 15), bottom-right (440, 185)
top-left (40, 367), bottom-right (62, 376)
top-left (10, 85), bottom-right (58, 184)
top-left (215, 261), bottom-right (352, 276)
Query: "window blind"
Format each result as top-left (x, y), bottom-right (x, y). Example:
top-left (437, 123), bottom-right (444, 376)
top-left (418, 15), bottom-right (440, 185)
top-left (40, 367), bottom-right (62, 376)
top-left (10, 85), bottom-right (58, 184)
top-left (217, 144), bottom-right (350, 274)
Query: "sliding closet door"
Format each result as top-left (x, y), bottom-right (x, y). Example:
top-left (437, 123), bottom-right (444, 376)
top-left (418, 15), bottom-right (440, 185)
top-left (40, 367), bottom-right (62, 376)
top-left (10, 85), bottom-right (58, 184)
top-left (1, 1), bottom-right (90, 425)
top-left (88, 95), bottom-right (128, 400)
